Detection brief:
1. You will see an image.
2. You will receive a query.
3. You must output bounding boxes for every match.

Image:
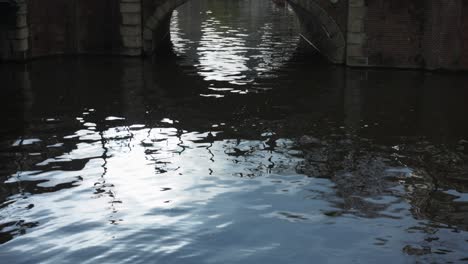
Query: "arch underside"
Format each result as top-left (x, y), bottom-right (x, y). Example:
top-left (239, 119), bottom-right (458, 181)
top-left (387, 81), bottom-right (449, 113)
top-left (143, 0), bottom-right (345, 64)
top-left (142, 0), bottom-right (189, 53)
top-left (288, 0), bottom-right (345, 64)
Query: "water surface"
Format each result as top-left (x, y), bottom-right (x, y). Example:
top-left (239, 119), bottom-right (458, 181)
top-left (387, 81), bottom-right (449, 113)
top-left (1, 0), bottom-right (468, 263)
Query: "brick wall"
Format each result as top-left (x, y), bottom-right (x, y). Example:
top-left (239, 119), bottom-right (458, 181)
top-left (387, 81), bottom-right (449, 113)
top-left (422, 0), bottom-right (464, 70)
top-left (363, 0), bottom-right (466, 70)
top-left (461, 2), bottom-right (468, 68)
top-left (28, 0), bottom-right (122, 57)
top-left (78, 0), bottom-right (121, 53)
top-left (365, 0), bottom-right (426, 68)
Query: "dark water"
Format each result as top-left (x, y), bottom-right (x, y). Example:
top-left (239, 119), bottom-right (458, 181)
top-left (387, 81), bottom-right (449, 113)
top-left (1, 0), bottom-right (468, 263)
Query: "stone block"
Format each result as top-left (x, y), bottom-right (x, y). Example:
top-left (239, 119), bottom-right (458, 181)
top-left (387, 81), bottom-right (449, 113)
top-left (349, 0), bottom-right (365, 8)
top-left (120, 2), bottom-right (141, 13)
top-left (347, 32), bottom-right (366, 44)
top-left (347, 44), bottom-right (364, 57)
top-left (15, 14), bottom-right (28, 27)
top-left (347, 56), bottom-right (369, 66)
top-left (8, 27), bottom-right (29, 40)
top-left (348, 7), bottom-right (366, 20)
top-left (120, 25), bottom-right (141, 36)
top-left (121, 48), bottom-right (142, 56)
top-left (122, 35), bottom-right (142, 48)
top-left (12, 39), bottom-right (28, 52)
top-left (122, 13), bottom-right (141, 25)
top-left (348, 19), bottom-right (364, 33)
top-left (17, 3), bottom-right (28, 15)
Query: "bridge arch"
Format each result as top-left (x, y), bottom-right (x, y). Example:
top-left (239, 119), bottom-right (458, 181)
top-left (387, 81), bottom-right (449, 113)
top-left (141, 0), bottom-right (346, 63)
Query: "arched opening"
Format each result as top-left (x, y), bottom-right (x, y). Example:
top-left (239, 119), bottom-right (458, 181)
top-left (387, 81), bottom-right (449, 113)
top-left (142, 0), bottom-right (345, 64)
top-left (168, 0), bottom-right (304, 86)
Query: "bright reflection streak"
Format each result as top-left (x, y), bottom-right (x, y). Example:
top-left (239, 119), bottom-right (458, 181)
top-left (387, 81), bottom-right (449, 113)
top-left (197, 18), bottom-right (250, 83)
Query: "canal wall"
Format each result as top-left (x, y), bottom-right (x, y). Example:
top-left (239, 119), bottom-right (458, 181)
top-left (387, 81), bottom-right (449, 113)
top-left (0, 0), bottom-right (468, 71)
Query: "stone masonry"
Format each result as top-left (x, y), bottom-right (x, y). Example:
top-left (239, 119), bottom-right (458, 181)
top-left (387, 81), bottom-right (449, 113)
top-left (361, 0), bottom-right (468, 70)
top-left (346, 0), bottom-right (367, 66)
top-left (120, 0), bottom-right (143, 56)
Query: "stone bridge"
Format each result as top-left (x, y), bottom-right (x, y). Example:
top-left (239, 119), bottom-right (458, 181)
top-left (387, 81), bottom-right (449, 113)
top-left (1, 0), bottom-right (468, 70)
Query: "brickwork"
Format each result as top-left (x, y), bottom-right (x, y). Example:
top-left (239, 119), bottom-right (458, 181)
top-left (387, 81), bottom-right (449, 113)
top-left (28, 0), bottom-right (122, 57)
top-left (424, 0), bottom-right (464, 70)
top-left (28, 0), bottom-right (72, 56)
top-left (77, 0), bottom-right (121, 54)
top-left (1, 0), bottom-right (135, 60)
top-left (361, 0), bottom-right (466, 70)
top-left (462, 2), bottom-right (468, 68)
top-left (364, 0), bottom-right (426, 68)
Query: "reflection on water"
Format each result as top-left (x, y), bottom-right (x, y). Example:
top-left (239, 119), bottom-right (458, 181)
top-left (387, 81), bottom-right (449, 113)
top-left (170, 0), bottom-right (301, 88)
top-left (1, 0), bottom-right (468, 263)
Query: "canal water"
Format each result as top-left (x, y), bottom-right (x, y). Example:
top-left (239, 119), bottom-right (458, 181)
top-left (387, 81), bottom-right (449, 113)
top-left (1, 0), bottom-right (468, 263)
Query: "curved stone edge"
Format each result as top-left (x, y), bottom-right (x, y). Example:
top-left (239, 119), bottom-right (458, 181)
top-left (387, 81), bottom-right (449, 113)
top-left (288, 0), bottom-right (346, 64)
top-left (142, 0), bottom-right (188, 55)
